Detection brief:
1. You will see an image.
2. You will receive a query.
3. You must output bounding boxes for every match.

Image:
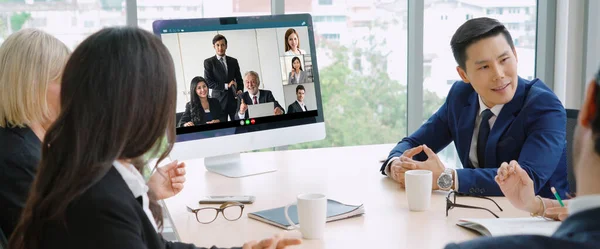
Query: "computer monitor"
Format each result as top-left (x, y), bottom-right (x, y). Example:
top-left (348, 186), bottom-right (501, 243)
top-left (153, 14), bottom-right (326, 178)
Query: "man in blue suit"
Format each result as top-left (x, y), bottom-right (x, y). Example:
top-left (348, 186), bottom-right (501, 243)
top-left (444, 69), bottom-right (600, 249)
top-left (382, 17), bottom-right (569, 198)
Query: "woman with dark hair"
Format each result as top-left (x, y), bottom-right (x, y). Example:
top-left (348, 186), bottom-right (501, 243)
top-left (8, 27), bottom-right (300, 249)
top-left (179, 76), bottom-right (225, 127)
top-left (288, 56), bottom-right (307, 84)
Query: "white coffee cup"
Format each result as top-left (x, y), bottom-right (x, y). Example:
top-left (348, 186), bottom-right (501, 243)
top-left (284, 193), bottom-right (327, 239)
top-left (405, 170), bottom-right (432, 211)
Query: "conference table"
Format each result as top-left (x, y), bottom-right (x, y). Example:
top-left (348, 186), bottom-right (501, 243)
top-left (163, 144), bottom-right (531, 249)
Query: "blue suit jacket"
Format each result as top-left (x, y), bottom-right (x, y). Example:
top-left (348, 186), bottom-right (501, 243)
top-left (444, 207), bottom-right (600, 249)
top-left (382, 77), bottom-right (569, 198)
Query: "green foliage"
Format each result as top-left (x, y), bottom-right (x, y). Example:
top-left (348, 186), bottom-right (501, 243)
top-left (288, 25), bottom-right (445, 150)
top-left (10, 12), bottom-right (31, 31)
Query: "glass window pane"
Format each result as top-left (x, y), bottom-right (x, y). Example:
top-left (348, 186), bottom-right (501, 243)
top-left (136, 0), bottom-right (271, 32)
top-left (0, 0), bottom-right (126, 49)
top-left (285, 0), bottom-right (408, 149)
top-left (422, 0), bottom-right (537, 168)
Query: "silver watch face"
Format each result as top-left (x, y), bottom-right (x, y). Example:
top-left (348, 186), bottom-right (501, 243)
top-left (438, 174), bottom-right (453, 189)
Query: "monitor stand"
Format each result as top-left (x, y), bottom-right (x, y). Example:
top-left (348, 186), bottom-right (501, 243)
top-left (204, 152), bottom-right (277, 178)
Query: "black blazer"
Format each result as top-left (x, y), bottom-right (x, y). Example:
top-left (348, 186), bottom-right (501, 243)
top-left (444, 207), bottom-right (600, 249)
top-left (0, 126), bottom-right (40, 238)
top-left (235, 90), bottom-right (284, 120)
top-left (203, 55), bottom-right (243, 113)
top-left (287, 101), bottom-right (307, 114)
top-left (40, 166), bottom-right (240, 249)
top-left (178, 98), bottom-right (226, 127)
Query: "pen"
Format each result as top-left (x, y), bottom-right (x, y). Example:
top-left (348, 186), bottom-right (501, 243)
top-left (551, 187), bottom-right (565, 207)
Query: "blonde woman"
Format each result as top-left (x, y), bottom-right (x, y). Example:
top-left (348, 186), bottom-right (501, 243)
top-left (0, 29), bottom-right (188, 240)
top-left (284, 28), bottom-right (306, 55)
top-left (0, 29), bottom-right (69, 238)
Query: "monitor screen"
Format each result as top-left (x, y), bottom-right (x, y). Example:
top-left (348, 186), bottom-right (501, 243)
top-left (153, 14), bottom-right (324, 143)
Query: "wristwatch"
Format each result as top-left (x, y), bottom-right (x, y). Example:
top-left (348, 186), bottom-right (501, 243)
top-left (437, 168), bottom-right (454, 190)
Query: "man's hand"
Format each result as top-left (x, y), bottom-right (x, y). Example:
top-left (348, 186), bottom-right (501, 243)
top-left (495, 160), bottom-right (537, 213)
top-left (237, 90), bottom-right (243, 96)
top-left (274, 107), bottom-right (284, 115)
top-left (228, 80), bottom-right (236, 89)
top-left (242, 233), bottom-right (302, 249)
top-left (239, 99), bottom-right (248, 115)
top-left (147, 160), bottom-right (186, 200)
top-left (183, 122), bottom-right (194, 127)
top-left (396, 145), bottom-right (445, 190)
top-left (389, 145), bottom-right (423, 186)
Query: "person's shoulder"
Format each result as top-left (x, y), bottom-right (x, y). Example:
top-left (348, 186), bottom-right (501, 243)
top-left (70, 167), bottom-right (138, 216)
top-left (204, 56), bottom-right (216, 63)
top-left (260, 89), bottom-right (273, 95)
top-left (445, 80), bottom-right (475, 104)
top-left (208, 98), bottom-right (219, 105)
top-left (523, 78), bottom-right (559, 100)
top-left (0, 126), bottom-right (38, 158)
top-left (521, 77), bottom-right (564, 111)
top-left (444, 234), bottom-right (589, 249)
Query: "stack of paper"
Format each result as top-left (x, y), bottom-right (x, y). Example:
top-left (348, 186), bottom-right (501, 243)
top-left (457, 217), bottom-right (561, 237)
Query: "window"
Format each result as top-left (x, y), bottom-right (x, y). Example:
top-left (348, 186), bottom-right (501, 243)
top-left (285, 0), bottom-right (408, 149)
top-left (321, 33), bottom-right (340, 40)
top-left (139, 0), bottom-right (270, 32)
top-left (0, 1), bottom-right (125, 50)
top-left (423, 0), bottom-right (537, 168)
top-left (319, 0), bottom-right (333, 5)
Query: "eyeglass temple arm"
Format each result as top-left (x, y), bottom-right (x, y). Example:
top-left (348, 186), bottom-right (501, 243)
top-left (455, 193), bottom-right (503, 211)
top-left (450, 203), bottom-right (500, 218)
top-left (186, 206), bottom-right (196, 213)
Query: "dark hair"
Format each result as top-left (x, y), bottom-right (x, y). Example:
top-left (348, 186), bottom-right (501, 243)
top-left (212, 34), bottom-right (227, 45)
top-left (187, 76), bottom-right (209, 125)
top-left (450, 17), bottom-right (514, 70)
top-left (291, 56), bottom-right (303, 71)
top-left (9, 27), bottom-right (177, 249)
top-left (296, 84), bottom-right (305, 93)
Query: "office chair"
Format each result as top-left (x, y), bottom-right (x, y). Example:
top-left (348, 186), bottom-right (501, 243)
top-left (566, 109), bottom-right (579, 193)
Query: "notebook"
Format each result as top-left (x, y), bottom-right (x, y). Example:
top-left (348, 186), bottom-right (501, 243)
top-left (248, 199), bottom-right (365, 230)
top-left (457, 217), bottom-right (561, 237)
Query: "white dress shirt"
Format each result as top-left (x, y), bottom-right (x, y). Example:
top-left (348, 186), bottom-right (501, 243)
top-left (385, 95), bottom-right (504, 190)
top-left (113, 160), bottom-right (158, 232)
top-left (568, 194), bottom-right (600, 215)
top-left (217, 55), bottom-right (230, 90)
top-left (284, 48), bottom-right (307, 55)
top-left (296, 100), bottom-right (307, 111)
top-left (238, 91), bottom-right (260, 119)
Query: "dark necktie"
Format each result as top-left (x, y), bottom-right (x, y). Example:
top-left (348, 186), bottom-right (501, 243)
top-left (477, 109), bottom-right (494, 168)
top-left (253, 96), bottom-right (258, 104)
top-left (220, 57), bottom-right (227, 75)
top-left (303, 105), bottom-right (307, 111)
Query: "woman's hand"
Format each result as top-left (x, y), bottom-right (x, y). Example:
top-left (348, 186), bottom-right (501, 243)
top-left (147, 160), bottom-right (186, 200)
top-left (183, 122), bottom-right (194, 127)
top-left (242, 233), bottom-right (301, 249)
top-left (206, 119), bottom-right (220, 124)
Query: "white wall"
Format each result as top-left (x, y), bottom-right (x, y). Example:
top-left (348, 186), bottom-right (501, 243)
top-left (283, 83), bottom-right (317, 112)
top-left (164, 27), bottom-right (314, 112)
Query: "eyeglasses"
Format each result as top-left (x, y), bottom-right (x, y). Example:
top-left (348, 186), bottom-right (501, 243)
top-left (187, 201), bottom-right (245, 224)
top-left (446, 190), bottom-right (503, 218)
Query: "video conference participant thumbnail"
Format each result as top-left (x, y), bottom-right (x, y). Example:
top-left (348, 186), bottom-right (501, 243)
top-left (178, 76), bottom-right (226, 127)
top-left (236, 71), bottom-right (285, 120)
top-left (287, 84), bottom-right (308, 114)
top-left (203, 34), bottom-right (244, 121)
